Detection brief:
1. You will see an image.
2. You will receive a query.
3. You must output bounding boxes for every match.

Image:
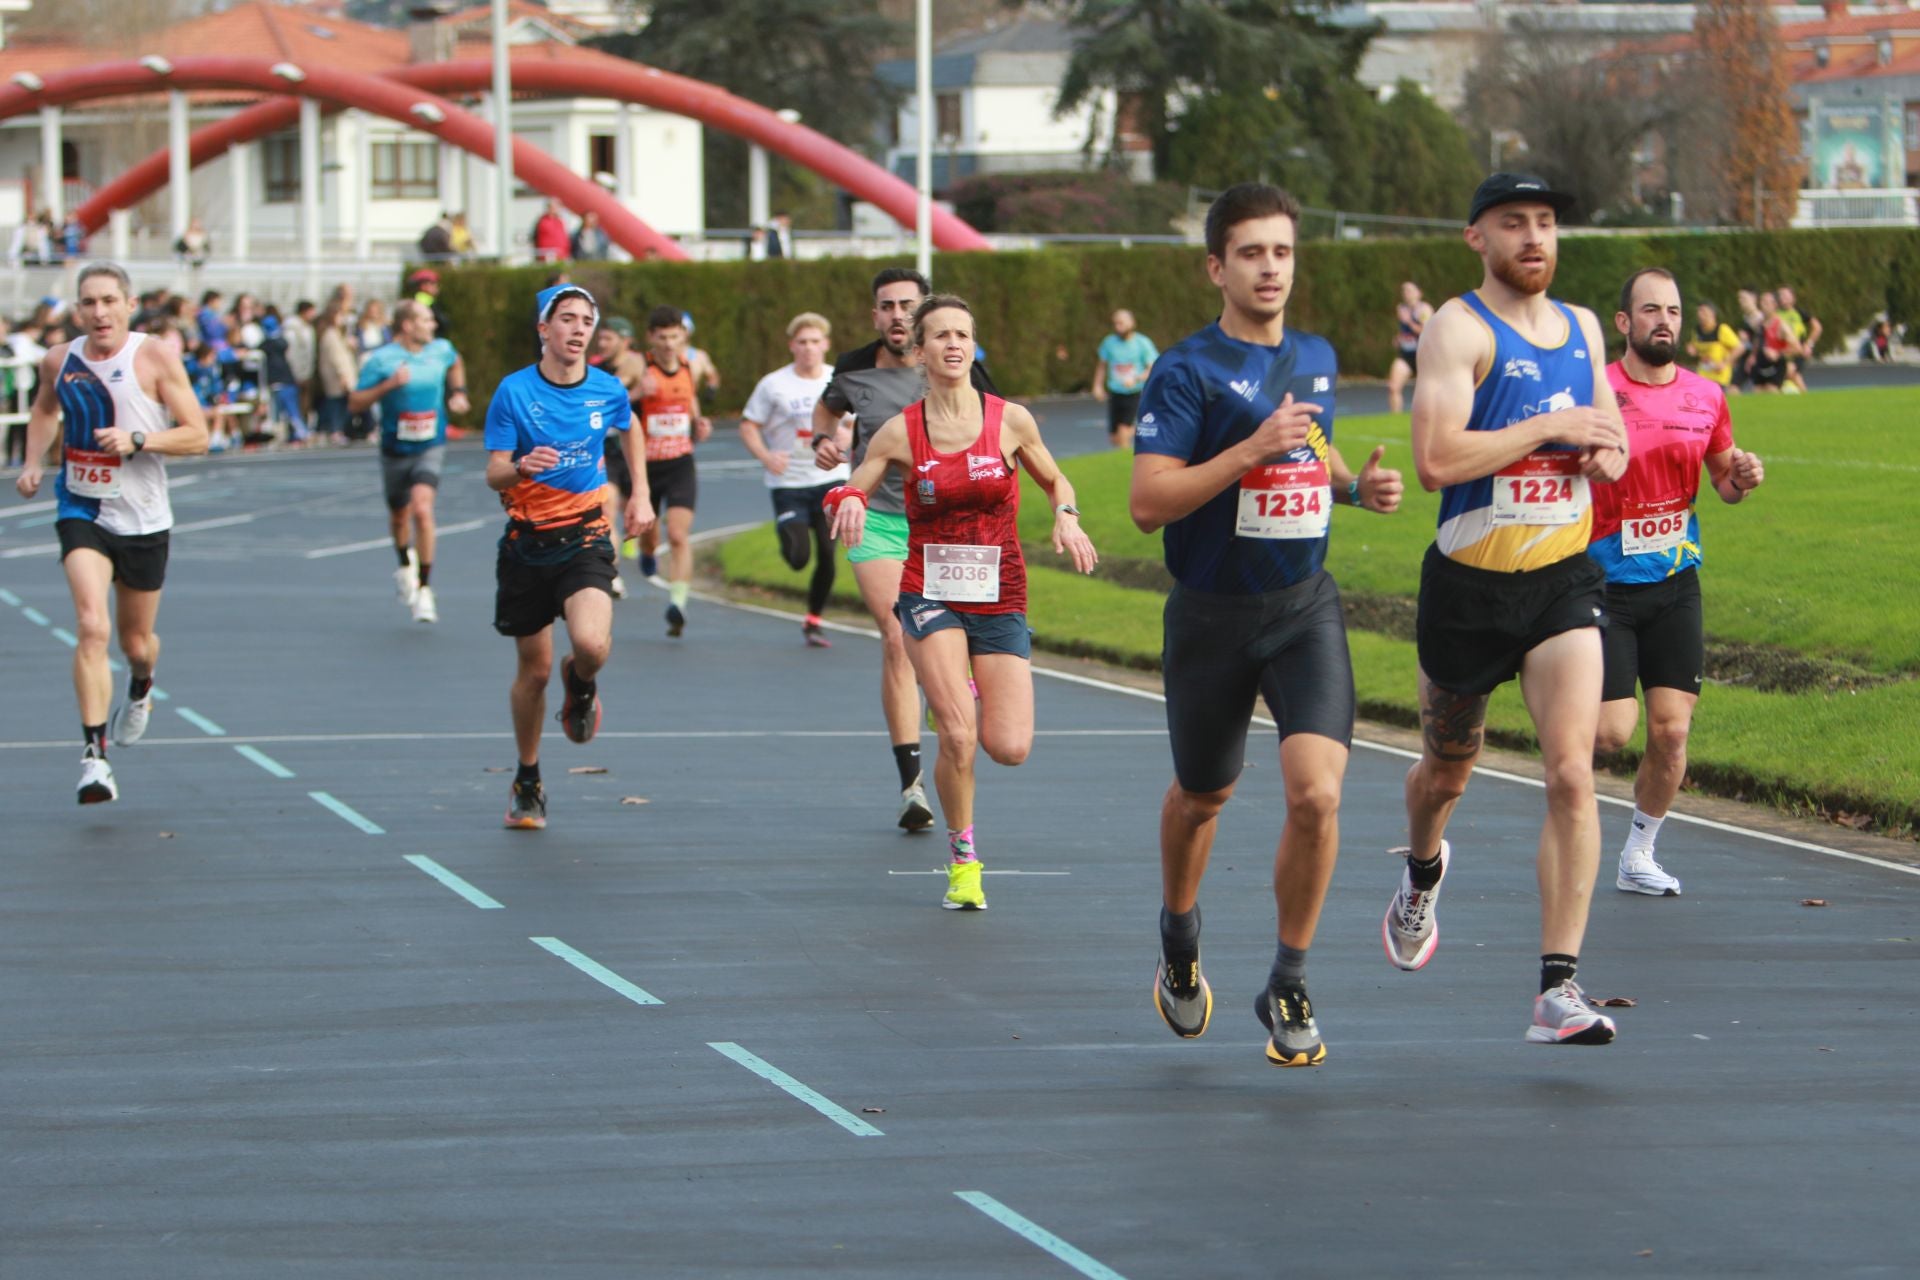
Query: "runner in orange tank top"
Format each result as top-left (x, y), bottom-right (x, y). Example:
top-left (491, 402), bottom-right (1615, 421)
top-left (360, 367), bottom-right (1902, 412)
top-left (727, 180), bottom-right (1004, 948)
top-left (826, 295), bottom-right (1098, 912)
top-left (634, 305), bottom-right (711, 636)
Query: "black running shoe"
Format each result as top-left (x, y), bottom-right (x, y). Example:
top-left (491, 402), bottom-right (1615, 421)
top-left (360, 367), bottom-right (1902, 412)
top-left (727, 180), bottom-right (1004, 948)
top-left (504, 779), bottom-right (547, 830)
top-left (1153, 944), bottom-right (1212, 1038)
top-left (556, 656), bottom-right (601, 744)
top-left (665, 603), bottom-right (686, 637)
top-left (1255, 984), bottom-right (1326, 1067)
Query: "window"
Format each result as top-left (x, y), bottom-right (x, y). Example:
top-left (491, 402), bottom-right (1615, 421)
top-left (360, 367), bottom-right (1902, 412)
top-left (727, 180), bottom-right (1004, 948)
top-left (1907, 107), bottom-right (1918, 150)
top-left (262, 134), bottom-right (299, 204)
top-left (936, 92), bottom-right (962, 143)
top-left (370, 139), bottom-right (438, 199)
top-left (590, 133), bottom-right (617, 181)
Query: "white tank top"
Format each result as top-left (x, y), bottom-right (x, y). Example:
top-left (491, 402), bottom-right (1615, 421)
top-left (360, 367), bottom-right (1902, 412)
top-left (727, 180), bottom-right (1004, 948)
top-left (54, 332), bottom-right (176, 535)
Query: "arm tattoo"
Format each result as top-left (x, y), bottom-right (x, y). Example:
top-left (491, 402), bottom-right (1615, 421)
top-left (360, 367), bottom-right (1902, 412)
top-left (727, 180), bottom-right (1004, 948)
top-left (1421, 686), bottom-right (1488, 763)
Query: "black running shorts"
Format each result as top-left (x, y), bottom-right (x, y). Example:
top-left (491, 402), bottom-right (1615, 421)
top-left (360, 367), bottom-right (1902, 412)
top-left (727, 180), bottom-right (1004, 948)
top-left (1161, 571), bottom-right (1355, 794)
top-left (604, 431), bottom-right (632, 498)
top-left (57, 518), bottom-right (170, 592)
top-left (493, 537), bottom-right (617, 637)
top-left (1415, 544), bottom-right (1607, 696)
top-left (1601, 568), bottom-right (1705, 702)
top-left (645, 454), bottom-right (697, 515)
top-left (770, 481), bottom-right (833, 568)
top-left (1106, 392), bottom-right (1142, 433)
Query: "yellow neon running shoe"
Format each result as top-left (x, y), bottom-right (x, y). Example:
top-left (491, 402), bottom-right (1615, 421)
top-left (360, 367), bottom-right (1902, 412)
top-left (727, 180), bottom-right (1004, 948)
top-left (942, 859), bottom-right (987, 911)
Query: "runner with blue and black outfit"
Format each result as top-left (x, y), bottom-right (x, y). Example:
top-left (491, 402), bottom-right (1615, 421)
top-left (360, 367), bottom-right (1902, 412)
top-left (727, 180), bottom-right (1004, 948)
top-left (1130, 184), bottom-right (1402, 1068)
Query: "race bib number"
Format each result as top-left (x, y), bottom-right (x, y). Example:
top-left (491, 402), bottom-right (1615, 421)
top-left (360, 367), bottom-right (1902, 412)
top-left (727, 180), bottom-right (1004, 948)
top-left (1491, 452), bottom-right (1588, 526)
top-left (923, 543), bottom-right (1001, 604)
top-left (1236, 461), bottom-right (1330, 540)
top-left (395, 410), bottom-right (438, 443)
top-left (1620, 493), bottom-right (1691, 557)
top-left (64, 447), bottom-right (122, 499)
top-left (1112, 362), bottom-right (1138, 389)
top-left (647, 411), bottom-right (691, 439)
top-left (791, 427), bottom-right (815, 458)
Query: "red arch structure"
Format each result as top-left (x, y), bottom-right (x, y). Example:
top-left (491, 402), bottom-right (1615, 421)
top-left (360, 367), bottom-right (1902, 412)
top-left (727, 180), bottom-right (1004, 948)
top-left (59, 57), bottom-right (993, 254)
top-left (0, 58), bottom-right (686, 259)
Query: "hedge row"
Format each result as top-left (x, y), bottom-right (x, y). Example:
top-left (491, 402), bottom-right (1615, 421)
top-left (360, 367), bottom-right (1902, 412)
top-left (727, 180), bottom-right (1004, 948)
top-left (431, 228), bottom-right (1919, 417)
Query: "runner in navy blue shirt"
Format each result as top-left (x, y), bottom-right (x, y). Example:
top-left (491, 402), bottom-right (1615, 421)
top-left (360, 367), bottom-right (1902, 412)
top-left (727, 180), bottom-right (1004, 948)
top-left (1130, 183), bottom-right (1402, 1067)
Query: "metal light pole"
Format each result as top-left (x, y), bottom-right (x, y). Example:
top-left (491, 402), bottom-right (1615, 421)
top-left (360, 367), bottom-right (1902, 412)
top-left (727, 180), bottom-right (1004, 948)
top-left (914, 0), bottom-right (932, 282)
top-left (491, 0), bottom-right (514, 260)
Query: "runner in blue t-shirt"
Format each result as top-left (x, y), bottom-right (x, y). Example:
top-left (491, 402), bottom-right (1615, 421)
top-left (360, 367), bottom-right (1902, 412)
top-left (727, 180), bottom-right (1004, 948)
top-left (1130, 183), bottom-right (1402, 1068)
top-left (348, 299), bottom-right (468, 623)
top-left (1094, 311), bottom-right (1159, 449)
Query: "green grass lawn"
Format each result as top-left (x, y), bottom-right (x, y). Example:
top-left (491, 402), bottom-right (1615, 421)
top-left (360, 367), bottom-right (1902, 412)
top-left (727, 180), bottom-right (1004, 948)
top-left (721, 385), bottom-right (1920, 831)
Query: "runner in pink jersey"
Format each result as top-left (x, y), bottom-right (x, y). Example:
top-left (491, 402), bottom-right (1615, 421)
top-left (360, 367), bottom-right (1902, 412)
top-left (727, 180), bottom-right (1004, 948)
top-left (1590, 269), bottom-right (1765, 895)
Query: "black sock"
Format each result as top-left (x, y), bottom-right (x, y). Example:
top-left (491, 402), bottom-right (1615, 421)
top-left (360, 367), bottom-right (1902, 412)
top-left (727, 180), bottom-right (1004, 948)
top-left (83, 723), bottom-right (107, 753)
top-left (128, 674), bottom-right (152, 700)
top-left (564, 662), bottom-right (595, 700)
top-left (892, 742), bottom-right (921, 790)
top-left (1407, 848), bottom-right (1445, 891)
top-left (1159, 904), bottom-right (1201, 961)
top-left (1541, 953), bottom-right (1579, 993)
top-left (418, 562), bottom-right (432, 588)
top-left (515, 761), bottom-right (541, 787)
top-left (396, 544), bottom-right (412, 568)
top-left (1270, 941), bottom-right (1308, 992)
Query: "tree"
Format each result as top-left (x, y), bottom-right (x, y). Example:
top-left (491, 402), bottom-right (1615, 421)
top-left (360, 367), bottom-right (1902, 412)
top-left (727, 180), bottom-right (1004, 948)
top-left (1371, 82), bottom-right (1480, 219)
top-left (1689, 0), bottom-right (1804, 228)
top-left (590, 0), bottom-right (905, 228)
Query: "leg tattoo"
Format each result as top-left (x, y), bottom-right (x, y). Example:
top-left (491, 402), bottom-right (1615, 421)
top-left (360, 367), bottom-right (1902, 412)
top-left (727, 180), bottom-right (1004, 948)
top-left (1422, 686), bottom-right (1488, 763)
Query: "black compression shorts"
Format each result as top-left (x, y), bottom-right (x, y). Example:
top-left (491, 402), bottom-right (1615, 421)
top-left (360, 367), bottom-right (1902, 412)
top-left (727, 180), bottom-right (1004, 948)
top-left (1601, 568), bottom-right (1705, 702)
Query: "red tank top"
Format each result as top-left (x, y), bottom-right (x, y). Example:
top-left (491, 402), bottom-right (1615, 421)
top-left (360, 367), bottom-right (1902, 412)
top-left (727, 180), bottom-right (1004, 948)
top-left (639, 356), bottom-right (697, 461)
top-left (900, 393), bottom-right (1025, 615)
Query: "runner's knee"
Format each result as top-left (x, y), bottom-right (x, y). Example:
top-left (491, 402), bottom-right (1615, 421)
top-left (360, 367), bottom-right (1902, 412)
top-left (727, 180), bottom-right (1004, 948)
top-left (1541, 755), bottom-right (1596, 813)
top-left (981, 730), bottom-right (1030, 767)
top-left (1645, 716), bottom-right (1691, 762)
top-left (1168, 783), bottom-right (1232, 826)
top-left (1411, 757), bottom-right (1472, 806)
top-left (777, 520), bottom-right (810, 570)
top-left (1283, 770), bottom-right (1342, 831)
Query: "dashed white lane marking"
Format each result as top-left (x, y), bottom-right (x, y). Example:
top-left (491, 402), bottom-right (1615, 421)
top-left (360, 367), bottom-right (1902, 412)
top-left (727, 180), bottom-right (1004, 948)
top-left (529, 937), bottom-right (662, 1006)
top-left (706, 1041), bottom-right (884, 1138)
top-left (404, 855), bottom-right (504, 910)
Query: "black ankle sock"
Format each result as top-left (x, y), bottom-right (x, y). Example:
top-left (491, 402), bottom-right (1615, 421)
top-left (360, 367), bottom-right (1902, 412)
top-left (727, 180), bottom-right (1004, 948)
top-left (564, 662), bottom-right (595, 700)
top-left (418, 562), bottom-right (432, 587)
top-left (1159, 904), bottom-right (1201, 960)
top-left (1270, 941), bottom-right (1308, 991)
top-left (892, 743), bottom-right (922, 790)
top-left (396, 545), bottom-right (412, 569)
top-left (1407, 849), bottom-right (1445, 891)
top-left (83, 723), bottom-right (107, 753)
top-left (128, 674), bottom-right (152, 700)
top-left (1541, 953), bottom-right (1579, 993)
top-left (515, 761), bottom-right (541, 787)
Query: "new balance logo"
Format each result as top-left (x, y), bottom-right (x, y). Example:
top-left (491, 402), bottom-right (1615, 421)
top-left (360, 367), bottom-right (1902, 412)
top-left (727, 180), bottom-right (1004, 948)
top-left (1230, 379), bottom-right (1260, 402)
top-left (1312, 377), bottom-right (1330, 393)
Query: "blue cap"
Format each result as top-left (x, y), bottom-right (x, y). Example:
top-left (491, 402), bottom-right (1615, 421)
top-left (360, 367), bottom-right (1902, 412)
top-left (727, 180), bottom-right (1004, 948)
top-left (261, 314), bottom-right (281, 336)
top-left (536, 284), bottom-right (598, 328)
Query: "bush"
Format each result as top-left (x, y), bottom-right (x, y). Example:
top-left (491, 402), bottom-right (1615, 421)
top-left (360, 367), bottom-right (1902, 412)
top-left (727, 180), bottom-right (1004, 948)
top-left (429, 227), bottom-right (1920, 417)
top-left (944, 170), bottom-right (1190, 237)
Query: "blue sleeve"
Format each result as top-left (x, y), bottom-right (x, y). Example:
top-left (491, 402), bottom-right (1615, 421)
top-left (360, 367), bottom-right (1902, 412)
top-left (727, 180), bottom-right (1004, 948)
top-left (483, 380), bottom-right (521, 453)
top-left (355, 348), bottom-right (389, 391)
top-left (1133, 352), bottom-right (1204, 461)
top-left (1142, 335), bottom-right (1160, 364)
top-left (1315, 339), bottom-right (1339, 445)
top-left (1097, 335), bottom-right (1118, 363)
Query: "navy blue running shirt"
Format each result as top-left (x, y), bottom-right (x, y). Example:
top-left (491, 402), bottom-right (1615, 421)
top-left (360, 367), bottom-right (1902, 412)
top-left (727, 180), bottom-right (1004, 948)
top-left (1135, 322), bottom-right (1340, 594)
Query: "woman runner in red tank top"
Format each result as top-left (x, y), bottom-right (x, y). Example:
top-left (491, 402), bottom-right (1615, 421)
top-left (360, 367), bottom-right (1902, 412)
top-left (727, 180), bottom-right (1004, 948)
top-left (825, 295), bottom-right (1099, 912)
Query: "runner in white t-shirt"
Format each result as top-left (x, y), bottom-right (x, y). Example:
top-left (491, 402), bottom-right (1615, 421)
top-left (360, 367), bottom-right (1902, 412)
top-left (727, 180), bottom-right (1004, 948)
top-left (740, 312), bottom-right (844, 647)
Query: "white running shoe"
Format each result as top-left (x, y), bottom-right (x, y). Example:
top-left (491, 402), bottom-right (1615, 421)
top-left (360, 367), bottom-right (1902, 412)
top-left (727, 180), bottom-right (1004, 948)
top-left (1526, 979), bottom-right (1617, 1045)
top-left (395, 552), bottom-right (419, 606)
top-left (412, 585), bottom-right (438, 624)
top-left (77, 747), bottom-right (118, 805)
top-left (109, 692), bottom-right (154, 747)
top-left (1617, 852), bottom-right (1681, 896)
top-left (611, 574), bottom-right (627, 600)
top-left (1382, 839), bottom-right (1449, 970)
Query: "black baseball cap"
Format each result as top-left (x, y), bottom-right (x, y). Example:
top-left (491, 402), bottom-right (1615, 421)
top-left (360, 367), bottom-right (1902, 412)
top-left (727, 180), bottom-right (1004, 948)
top-left (1468, 172), bottom-right (1576, 224)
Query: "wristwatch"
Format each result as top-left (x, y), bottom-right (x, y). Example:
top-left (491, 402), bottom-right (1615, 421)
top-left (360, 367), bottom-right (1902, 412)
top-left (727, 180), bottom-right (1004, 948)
top-left (131, 431), bottom-right (146, 452)
top-left (1055, 503), bottom-right (1080, 516)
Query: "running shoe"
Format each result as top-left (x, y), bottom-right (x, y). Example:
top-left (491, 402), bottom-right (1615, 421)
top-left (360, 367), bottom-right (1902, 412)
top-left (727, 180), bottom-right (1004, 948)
top-left (77, 746), bottom-right (117, 805)
top-left (942, 858), bottom-right (987, 911)
top-left (898, 777), bottom-right (934, 831)
top-left (109, 692), bottom-right (154, 747)
top-left (622, 537), bottom-right (638, 560)
top-left (1255, 984), bottom-right (1326, 1067)
top-left (1525, 979), bottom-right (1617, 1045)
top-left (665, 603), bottom-right (685, 637)
top-left (394, 551), bottom-right (418, 606)
top-left (1383, 839), bottom-right (1450, 971)
top-left (1153, 944), bottom-right (1213, 1038)
top-left (504, 779), bottom-right (547, 830)
top-left (556, 656), bottom-right (602, 745)
top-left (640, 553), bottom-right (658, 578)
top-left (611, 574), bottom-right (627, 600)
top-left (412, 585), bottom-right (438, 624)
top-left (1617, 852), bottom-right (1682, 897)
top-left (802, 618), bottom-right (831, 648)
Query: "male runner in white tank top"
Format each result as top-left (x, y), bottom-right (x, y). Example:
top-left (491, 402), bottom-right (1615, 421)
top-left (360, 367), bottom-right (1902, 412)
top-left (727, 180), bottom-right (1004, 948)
top-left (14, 263), bottom-right (209, 803)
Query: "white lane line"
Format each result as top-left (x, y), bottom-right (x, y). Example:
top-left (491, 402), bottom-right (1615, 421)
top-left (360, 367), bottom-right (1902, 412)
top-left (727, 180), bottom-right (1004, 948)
top-left (404, 855), bottom-right (504, 909)
top-left (20, 605), bottom-right (49, 625)
top-left (953, 1191), bottom-right (1128, 1280)
top-left (706, 1042), bottom-right (884, 1138)
top-left (170, 513), bottom-right (259, 534)
top-left (174, 707), bottom-right (226, 736)
top-left (887, 870), bottom-right (1071, 876)
top-left (50, 626), bottom-right (77, 647)
top-left (233, 744), bottom-right (294, 778)
top-left (686, 520), bottom-right (770, 546)
top-left (0, 728), bottom-right (1160, 748)
top-left (2, 474), bottom-right (202, 518)
top-left (308, 791), bottom-right (385, 834)
top-left (0, 587), bottom-right (18, 605)
top-left (700, 590), bottom-right (1920, 879)
top-left (304, 518), bottom-right (487, 559)
top-left (529, 937), bottom-right (663, 1006)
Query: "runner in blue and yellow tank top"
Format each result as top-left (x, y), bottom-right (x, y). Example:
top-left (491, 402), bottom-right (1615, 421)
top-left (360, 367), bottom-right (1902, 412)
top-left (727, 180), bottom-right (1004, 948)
top-left (1381, 173), bottom-right (1633, 1048)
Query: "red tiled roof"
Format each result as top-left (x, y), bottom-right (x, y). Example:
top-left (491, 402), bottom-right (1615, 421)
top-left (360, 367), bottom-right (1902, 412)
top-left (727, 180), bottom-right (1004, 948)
top-left (443, 1), bottom-right (597, 40)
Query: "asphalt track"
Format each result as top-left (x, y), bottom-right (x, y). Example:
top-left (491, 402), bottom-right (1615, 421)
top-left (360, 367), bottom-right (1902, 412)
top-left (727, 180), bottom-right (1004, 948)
top-left (3, 396), bottom-right (1917, 1278)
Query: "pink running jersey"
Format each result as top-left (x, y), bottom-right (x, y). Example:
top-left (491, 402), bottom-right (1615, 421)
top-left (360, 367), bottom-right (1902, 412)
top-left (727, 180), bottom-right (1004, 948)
top-left (1589, 363), bottom-right (1733, 584)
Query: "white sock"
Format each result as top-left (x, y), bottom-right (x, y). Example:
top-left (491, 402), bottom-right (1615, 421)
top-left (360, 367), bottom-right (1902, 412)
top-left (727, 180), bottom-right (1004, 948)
top-left (1623, 807), bottom-right (1665, 857)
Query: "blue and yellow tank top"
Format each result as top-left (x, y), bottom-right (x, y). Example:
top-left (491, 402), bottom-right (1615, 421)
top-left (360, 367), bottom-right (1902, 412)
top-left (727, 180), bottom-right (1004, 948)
top-left (1435, 292), bottom-right (1596, 572)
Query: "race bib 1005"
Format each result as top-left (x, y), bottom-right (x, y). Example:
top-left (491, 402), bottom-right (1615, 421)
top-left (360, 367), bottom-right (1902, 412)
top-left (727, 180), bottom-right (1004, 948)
top-left (64, 447), bottom-right (122, 499)
top-left (923, 543), bottom-right (1001, 604)
top-left (1620, 493), bottom-right (1691, 557)
top-left (1491, 452), bottom-right (1588, 526)
top-left (1236, 460), bottom-right (1330, 541)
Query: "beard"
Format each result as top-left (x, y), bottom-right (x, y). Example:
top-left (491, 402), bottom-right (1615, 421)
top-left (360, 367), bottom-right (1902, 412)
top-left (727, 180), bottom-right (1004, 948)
top-left (1630, 329), bottom-right (1677, 366)
top-left (1488, 247), bottom-right (1555, 296)
top-left (880, 326), bottom-right (913, 358)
